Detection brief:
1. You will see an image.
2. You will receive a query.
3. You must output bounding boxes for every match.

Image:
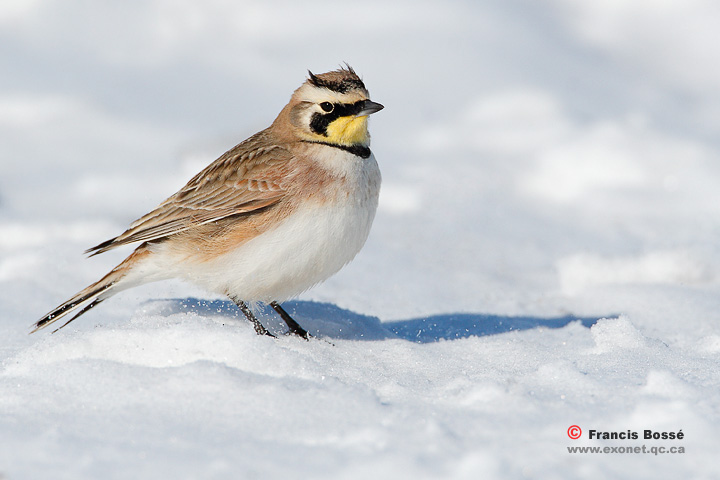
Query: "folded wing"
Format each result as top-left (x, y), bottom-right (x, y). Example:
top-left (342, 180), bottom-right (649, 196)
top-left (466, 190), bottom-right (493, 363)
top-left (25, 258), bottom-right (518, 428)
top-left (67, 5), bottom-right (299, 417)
top-left (86, 135), bottom-right (292, 256)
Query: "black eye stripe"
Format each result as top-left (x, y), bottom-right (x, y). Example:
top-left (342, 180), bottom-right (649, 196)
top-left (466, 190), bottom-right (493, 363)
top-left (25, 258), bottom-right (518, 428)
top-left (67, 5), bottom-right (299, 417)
top-left (310, 100), bottom-right (365, 136)
top-left (330, 101), bottom-right (364, 116)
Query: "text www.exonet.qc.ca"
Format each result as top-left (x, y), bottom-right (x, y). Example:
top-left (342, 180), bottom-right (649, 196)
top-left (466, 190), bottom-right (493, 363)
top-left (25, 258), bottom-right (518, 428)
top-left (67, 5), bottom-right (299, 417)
top-left (567, 445), bottom-right (685, 455)
top-left (566, 426), bottom-right (686, 455)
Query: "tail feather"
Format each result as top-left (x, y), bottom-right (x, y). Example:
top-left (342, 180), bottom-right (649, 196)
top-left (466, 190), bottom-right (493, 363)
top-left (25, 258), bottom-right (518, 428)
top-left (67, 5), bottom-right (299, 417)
top-left (52, 298), bottom-right (107, 333)
top-left (32, 246), bottom-right (152, 333)
top-left (31, 277), bottom-right (118, 334)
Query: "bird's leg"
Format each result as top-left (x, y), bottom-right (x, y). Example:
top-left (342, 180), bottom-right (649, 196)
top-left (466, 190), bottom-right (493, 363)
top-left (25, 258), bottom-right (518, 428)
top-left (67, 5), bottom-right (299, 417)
top-left (230, 297), bottom-right (275, 337)
top-left (270, 301), bottom-right (310, 340)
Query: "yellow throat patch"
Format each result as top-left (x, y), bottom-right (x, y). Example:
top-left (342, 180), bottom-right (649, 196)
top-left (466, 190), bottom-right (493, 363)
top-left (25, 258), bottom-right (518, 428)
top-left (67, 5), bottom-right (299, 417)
top-left (325, 115), bottom-right (370, 146)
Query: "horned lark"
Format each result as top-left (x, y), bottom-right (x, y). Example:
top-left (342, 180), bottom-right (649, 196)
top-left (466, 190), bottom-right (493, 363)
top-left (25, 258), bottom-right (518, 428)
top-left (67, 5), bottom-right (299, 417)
top-left (32, 66), bottom-right (383, 339)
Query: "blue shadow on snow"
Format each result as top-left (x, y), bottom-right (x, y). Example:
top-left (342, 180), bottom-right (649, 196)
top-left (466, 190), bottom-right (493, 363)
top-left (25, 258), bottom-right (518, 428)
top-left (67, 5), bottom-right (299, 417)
top-left (146, 298), bottom-right (605, 343)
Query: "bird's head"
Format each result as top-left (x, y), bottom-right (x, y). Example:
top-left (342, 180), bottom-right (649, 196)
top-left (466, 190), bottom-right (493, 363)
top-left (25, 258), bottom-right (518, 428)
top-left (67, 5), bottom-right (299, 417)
top-left (278, 65), bottom-right (383, 148)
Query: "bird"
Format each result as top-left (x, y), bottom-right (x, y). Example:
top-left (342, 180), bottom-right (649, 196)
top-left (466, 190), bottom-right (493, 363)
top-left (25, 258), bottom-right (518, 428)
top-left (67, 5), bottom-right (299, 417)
top-left (32, 65), bottom-right (383, 339)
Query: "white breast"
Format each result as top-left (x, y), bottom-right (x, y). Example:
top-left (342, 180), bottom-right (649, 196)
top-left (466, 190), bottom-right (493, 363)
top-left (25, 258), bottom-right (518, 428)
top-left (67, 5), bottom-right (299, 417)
top-left (176, 149), bottom-right (381, 302)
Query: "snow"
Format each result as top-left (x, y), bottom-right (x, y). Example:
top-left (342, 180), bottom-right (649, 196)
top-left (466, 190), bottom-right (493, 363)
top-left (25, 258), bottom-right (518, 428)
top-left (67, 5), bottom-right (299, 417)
top-left (2, 1), bottom-right (720, 478)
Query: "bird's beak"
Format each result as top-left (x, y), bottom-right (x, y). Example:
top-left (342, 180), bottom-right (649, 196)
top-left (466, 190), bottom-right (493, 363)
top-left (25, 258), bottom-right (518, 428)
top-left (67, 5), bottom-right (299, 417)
top-left (356, 100), bottom-right (384, 117)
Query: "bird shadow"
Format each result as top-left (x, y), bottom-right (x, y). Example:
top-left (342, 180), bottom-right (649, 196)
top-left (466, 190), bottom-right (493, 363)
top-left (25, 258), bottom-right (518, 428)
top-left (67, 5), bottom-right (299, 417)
top-left (143, 298), bottom-right (607, 343)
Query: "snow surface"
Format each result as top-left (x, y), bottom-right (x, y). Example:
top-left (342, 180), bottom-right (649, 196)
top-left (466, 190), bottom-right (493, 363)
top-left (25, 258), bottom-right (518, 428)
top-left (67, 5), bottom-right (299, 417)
top-left (2, 1), bottom-right (720, 479)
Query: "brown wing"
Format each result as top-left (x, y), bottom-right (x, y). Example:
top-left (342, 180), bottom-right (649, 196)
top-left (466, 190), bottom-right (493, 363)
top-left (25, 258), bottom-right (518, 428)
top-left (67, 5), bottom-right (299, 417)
top-left (86, 129), bottom-right (293, 256)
